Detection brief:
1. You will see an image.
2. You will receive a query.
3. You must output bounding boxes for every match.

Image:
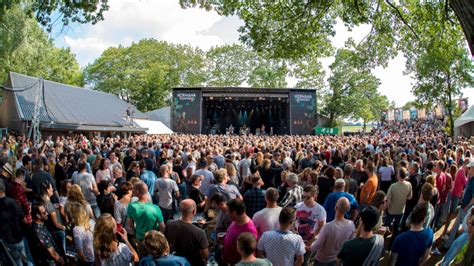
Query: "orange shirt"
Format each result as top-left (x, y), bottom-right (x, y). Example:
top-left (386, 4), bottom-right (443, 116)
top-left (361, 174), bottom-right (378, 205)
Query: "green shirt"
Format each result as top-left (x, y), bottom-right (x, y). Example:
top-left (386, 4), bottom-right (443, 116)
top-left (127, 201), bottom-right (164, 240)
top-left (337, 236), bottom-right (376, 265)
top-left (236, 258), bottom-right (273, 266)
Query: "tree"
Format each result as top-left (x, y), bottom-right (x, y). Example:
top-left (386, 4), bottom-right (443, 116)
top-left (1, 1), bottom-right (109, 32)
top-left (0, 6), bottom-right (82, 86)
top-left (290, 53), bottom-right (326, 90)
top-left (179, 0), bottom-right (473, 59)
top-left (84, 39), bottom-right (207, 112)
top-left (323, 49), bottom-right (386, 127)
top-left (205, 44), bottom-right (251, 86)
top-left (402, 3), bottom-right (474, 137)
top-left (247, 53), bottom-right (289, 88)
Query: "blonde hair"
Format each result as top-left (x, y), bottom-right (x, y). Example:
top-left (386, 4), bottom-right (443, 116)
top-left (141, 230), bottom-right (169, 258)
top-left (256, 152), bottom-right (264, 167)
top-left (93, 214), bottom-right (116, 259)
top-left (425, 175), bottom-right (435, 186)
top-left (68, 202), bottom-right (91, 231)
top-left (263, 159), bottom-right (271, 170)
top-left (67, 184), bottom-right (89, 210)
top-left (225, 163), bottom-right (237, 177)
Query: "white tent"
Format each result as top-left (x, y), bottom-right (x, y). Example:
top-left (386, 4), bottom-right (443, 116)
top-left (454, 105), bottom-right (474, 138)
top-left (133, 118), bottom-right (173, 135)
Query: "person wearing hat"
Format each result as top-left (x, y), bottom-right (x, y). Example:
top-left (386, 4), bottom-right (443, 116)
top-left (1, 162), bottom-right (14, 187)
top-left (323, 178), bottom-right (359, 222)
top-left (337, 206), bottom-right (384, 266)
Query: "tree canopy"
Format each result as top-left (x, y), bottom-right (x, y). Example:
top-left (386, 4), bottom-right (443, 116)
top-left (0, 6), bottom-right (82, 86)
top-left (0, 1), bottom-right (109, 32)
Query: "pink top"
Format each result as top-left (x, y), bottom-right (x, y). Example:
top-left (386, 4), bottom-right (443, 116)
top-left (223, 220), bottom-right (258, 264)
top-left (452, 168), bottom-right (468, 198)
top-left (436, 172), bottom-right (448, 204)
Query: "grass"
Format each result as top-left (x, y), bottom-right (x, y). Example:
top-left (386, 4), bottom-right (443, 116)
top-left (341, 125), bottom-right (376, 133)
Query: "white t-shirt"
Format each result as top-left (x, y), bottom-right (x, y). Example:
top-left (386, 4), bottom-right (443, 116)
top-left (378, 166), bottom-right (394, 182)
top-left (295, 202), bottom-right (326, 241)
top-left (154, 178), bottom-right (178, 209)
top-left (252, 207), bottom-right (283, 237)
top-left (257, 230), bottom-right (305, 266)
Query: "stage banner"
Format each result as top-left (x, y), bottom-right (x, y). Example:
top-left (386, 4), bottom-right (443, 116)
top-left (289, 90), bottom-right (317, 135)
top-left (395, 109), bottom-right (403, 121)
top-left (410, 108), bottom-right (417, 119)
top-left (418, 109), bottom-right (426, 119)
top-left (171, 90), bottom-right (202, 133)
top-left (315, 127), bottom-right (339, 135)
top-left (402, 110), bottom-right (410, 120)
top-left (387, 109), bottom-right (395, 121)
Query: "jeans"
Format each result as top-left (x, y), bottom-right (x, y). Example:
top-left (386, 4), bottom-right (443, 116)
top-left (449, 196), bottom-right (461, 214)
top-left (384, 212), bottom-right (403, 247)
top-left (160, 207), bottom-right (174, 222)
top-left (178, 182), bottom-right (187, 200)
top-left (443, 208), bottom-right (468, 248)
top-left (91, 204), bottom-right (101, 219)
top-left (4, 239), bottom-right (34, 266)
top-left (432, 201), bottom-right (449, 229)
top-left (440, 232), bottom-right (469, 266)
top-left (51, 230), bottom-right (66, 255)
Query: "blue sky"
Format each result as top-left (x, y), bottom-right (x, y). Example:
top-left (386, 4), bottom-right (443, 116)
top-left (51, 0), bottom-right (473, 107)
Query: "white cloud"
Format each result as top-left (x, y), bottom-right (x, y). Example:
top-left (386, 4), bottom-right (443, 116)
top-left (54, 1), bottom-right (472, 107)
top-left (56, 0), bottom-right (241, 66)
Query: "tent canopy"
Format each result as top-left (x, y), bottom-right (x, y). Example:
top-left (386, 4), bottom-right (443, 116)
top-left (454, 105), bottom-right (474, 128)
top-left (133, 119), bottom-right (173, 135)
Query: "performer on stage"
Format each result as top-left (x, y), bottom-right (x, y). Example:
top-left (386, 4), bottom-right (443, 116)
top-left (261, 124), bottom-right (266, 135)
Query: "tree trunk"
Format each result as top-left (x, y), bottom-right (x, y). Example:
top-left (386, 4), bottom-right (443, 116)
top-left (447, 71), bottom-right (454, 138)
top-left (450, 0), bottom-right (474, 55)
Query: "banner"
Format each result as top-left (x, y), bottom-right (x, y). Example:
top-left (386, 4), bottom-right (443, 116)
top-left (171, 90), bottom-right (202, 133)
top-left (315, 127), bottom-right (339, 135)
top-left (402, 110), bottom-right (410, 120)
top-left (410, 108), bottom-right (417, 119)
top-left (387, 109), bottom-right (395, 121)
top-left (289, 90), bottom-right (317, 135)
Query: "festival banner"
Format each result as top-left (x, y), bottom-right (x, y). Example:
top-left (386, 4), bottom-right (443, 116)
top-left (289, 90), bottom-right (317, 135)
top-left (171, 90), bottom-right (202, 133)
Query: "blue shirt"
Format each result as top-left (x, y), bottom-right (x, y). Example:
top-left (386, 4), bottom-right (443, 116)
top-left (139, 255), bottom-right (191, 266)
top-left (141, 170), bottom-right (157, 198)
top-left (392, 228), bottom-right (434, 266)
top-left (323, 191), bottom-right (359, 222)
top-left (461, 177), bottom-right (474, 208)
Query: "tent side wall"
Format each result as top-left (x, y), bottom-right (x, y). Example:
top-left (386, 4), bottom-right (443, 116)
top-left (455, 121), bottom-right (474, 138)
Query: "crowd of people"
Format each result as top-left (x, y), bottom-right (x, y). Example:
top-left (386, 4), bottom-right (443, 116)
top-left (0, 117), bottom-right (473, 266)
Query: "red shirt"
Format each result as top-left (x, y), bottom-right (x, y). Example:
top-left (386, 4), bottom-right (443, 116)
top-left (7, 181), bottom-right (32, 224)
top-left (436, 172), bottom-right (448, 204)
top-left (452, 168), bottom-right (468, 198)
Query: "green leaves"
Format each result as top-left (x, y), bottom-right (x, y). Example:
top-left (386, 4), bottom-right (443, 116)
top-left (0, 6), bottom-right (82, 86)
top-left (322, 48), bottom-right (387, 126)
top-left (0, 1), bottom-right (109, 32)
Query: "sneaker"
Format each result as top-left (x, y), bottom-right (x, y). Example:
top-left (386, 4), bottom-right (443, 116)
top-left (431, 247), bottom-right (441, 256)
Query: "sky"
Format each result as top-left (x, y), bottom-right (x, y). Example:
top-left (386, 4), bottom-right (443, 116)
top-left (52, 0), bottom-right (473, 108)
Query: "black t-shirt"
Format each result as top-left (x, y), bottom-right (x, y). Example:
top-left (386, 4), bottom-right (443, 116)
top-left (123, 156), bottom-right (135, 171)
top-left (338, 236), bottom-right (376, 265)
top-left (0, 196), bottom-right (24, 244)
top-left (189, 186), bottom-right (205, 213)
top-left (352, 170), bottom-right (369, 184)
top-left (165, 220), bottom-right (209, 266)
top-left (317, 177), bottom-right (335, 204)
top-left (54, 164), bottom-right (67, 187)
top-left (32, 170), bottom-right (56, 195)
top-left (406, 174), bottom-right (420, 209)
top-left (173, 165), bottom-right (185, 181)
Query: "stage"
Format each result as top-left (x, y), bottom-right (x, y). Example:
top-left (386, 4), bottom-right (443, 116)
top-left (171, 87), bottom-right (318, 135)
